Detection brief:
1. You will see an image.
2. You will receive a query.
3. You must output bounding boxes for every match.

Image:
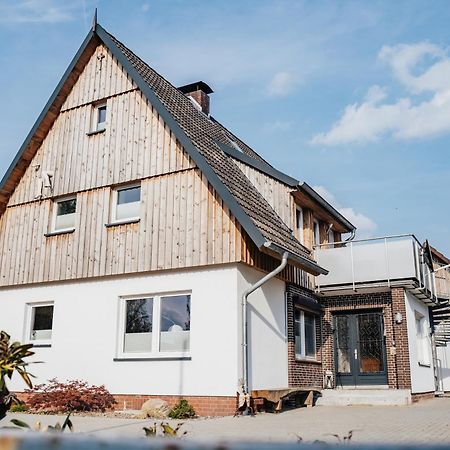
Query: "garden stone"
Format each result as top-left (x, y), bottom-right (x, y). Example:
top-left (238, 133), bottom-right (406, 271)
top-left (139, 399), bottom-right (170, 419)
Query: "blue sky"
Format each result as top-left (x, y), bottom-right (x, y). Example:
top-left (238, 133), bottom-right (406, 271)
top-left (0, 0), bottom-right (449, 254)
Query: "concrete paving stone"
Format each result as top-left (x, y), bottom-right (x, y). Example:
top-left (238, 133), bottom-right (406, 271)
top-left (2, 397), bottom-right (450, 444)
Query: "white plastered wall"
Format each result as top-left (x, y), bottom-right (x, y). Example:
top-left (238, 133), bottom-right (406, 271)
top-left (237, 264), bottom-right (288, 391)
top-left (437, 343), bottom-right (450, 392)
top-left (404, 290), bottom-right (435, 393)
top-left (0, 265), bottom-right (240, 397)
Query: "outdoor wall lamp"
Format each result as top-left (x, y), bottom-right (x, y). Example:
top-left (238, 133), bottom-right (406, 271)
top-left (395, 312), bottom-right (403, 324)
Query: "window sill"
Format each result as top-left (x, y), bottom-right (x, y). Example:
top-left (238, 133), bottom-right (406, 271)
top-left (44, 228), bottom-right (75, 237)
top-left (105, 218), bottom-right (140, 228)
top-left (418, 362), bottom-right (431, 368)
top-left (295, 356), bottom-right (321, 364)
top-left (30, 342), bottom-right (52, 348)
top-left (114, 355), bottom-right (191, 361)
top-left (86, 128), bottom-right (106, 137)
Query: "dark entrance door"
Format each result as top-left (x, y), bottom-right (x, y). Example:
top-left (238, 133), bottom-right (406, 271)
top-left (334, 311), bottom-right (387, 386)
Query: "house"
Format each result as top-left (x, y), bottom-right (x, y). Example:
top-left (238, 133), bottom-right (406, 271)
top-left (314, 236), bottom-right (438, 405)
top-left (0, 20), bottom-right (441, 415)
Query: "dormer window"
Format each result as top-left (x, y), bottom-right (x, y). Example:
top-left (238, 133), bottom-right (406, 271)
top-left (92, 102), bottom-right (107, 132)
top-left (52, 197), bottom-right (77, 233)
top-left (111, 184), bottom-right (141, 224)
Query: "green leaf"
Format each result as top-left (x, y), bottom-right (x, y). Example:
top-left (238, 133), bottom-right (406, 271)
top-left (10, 418), bottom-right (31, 429)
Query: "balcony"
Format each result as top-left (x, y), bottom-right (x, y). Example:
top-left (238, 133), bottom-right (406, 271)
top-left (314, 234), bottom-right (436, 302)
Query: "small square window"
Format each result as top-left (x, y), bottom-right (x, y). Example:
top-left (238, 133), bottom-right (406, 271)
top-left (52, 197), bottom-right (76, 232)
top-left (92, 103), bottom-right (107, 132)
top-left (112, 185), bottom-right (141, 223)
top-left (28, 303), bottom-right (54, 344)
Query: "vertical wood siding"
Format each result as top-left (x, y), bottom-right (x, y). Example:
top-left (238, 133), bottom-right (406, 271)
top-left (233, 159), bottom-right (295, 229)
top-left (0, 169), bottom-right (244, 286)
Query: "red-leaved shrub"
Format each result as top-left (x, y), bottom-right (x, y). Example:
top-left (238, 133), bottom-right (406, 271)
top-left (25, 379), bottom-right (117, 413)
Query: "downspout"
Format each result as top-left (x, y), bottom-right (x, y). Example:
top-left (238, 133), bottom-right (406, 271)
top-left (345, 229), bottom-right (356, 242)
top-left (240, 251), bottom-right (289, 397)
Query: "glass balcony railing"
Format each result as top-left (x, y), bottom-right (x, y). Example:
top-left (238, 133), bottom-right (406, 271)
top-left (314, 234), bottom-right (436, 300)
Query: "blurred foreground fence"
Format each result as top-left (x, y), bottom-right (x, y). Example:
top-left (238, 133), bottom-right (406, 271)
top-left (0, 435), bottom-right (449, 450)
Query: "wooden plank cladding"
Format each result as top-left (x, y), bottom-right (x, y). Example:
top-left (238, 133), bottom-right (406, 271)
top-left (233, 159), bottom-right (295, 231)
top-left (0, 169), bottom-right (243, 286)
top-left (9, 88), bottom-right (193, 206)
top-left (62, 44), bottom-right (136, 112)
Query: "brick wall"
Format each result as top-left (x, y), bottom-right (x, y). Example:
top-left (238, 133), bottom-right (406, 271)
top-left (321, 288), bottom-right (411, 389)
top-left (286, 284), bottom-right (323, 388)
top-left (16, 392), bottom-right (237, 417)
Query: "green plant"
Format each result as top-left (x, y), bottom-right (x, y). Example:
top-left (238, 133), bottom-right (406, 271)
top-left (143, 422), bottom-right (186, 438)
top-left (168, 399), bottom-right (196, 419)
top-left (11, 412), bottom-right (73, 433)
top-left (9, 402), bottom-right (28, 413)
top-left (0, 331), bottom-right (35, 421)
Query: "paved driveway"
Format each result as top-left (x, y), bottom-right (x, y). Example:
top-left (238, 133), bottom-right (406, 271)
top-left (5, 397), bottom-right (450, 444)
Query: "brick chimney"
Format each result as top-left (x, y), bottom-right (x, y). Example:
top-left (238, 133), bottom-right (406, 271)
top-left (178, 81), bottom-right (214, 115)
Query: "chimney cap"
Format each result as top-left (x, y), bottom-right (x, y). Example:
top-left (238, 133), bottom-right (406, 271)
top-left (178, 81), bottom-right (214, 95)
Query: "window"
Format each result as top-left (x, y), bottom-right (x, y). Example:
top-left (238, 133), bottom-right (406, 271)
top-left (313, 220), bottom-right (321, 247)
top-left (415, 311), bottom-right (430, 366)
top-left (52, 197), bottom-right (76, 232)
top-left (327, 227), bottom-right (335, 248)
top-left (92, 103), bottom-right (107, 132)
top-left (119, 293), bottom-right (191, 358)
top-left (27, 303), bottom-right (54, 344)
top-left (295, 206), bottom-right (304, 245)
top-left (294, 309), bottom-right (316, 359)
top-left (112, 185), bottom-right (141, 223)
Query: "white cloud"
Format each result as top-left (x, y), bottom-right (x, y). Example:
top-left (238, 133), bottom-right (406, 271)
top-left (142, 3), bottom-right (150, 13)
top-left (312, 41), bottom-right (450, 145)
top-left (0, 0), bottom-right (77, 24)
top-left (266, 72), bottom-right (298, 96)
top-left (313, 185), bottom-right (377, 239)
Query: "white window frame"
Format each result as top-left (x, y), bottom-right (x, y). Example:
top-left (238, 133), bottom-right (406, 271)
top-left (294, 309), bottom-right (317, 360)
top-left (313, 219), bottom-right (321, 247)
top-left (327, 227), bottom-right (335, 248)
top-left (111, 184), bottom-right (141, 224)
top-left (51, 196), bottom-right (77, 233)
top-left (415, 311), bottom-right (430, 366)
top-left (25, 301), bottom-right (55, 346)
top-left (295, 206), bottom-right (304, 245)
top-left (116, 291), bottom-right (191, 359)
top-left (92, 102), bottom-right (107, 132)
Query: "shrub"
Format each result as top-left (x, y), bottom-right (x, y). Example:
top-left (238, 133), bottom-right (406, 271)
top-left (168, 399), bottom-right (196, 419)
top-left (9, 403), bottom-right (28, 413)
top-left (26, 379), bottom-right (117, 413)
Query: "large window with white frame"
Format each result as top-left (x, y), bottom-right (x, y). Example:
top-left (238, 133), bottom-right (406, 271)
top-left (118, 293), bottom-right (191, 358)
top-left (294, 309), bottom-right (316, 359)
top-left (51, 197), bottom-right (77, 233)
top-left (295, 206), bottom-right (304, 245)
top-left (415, 311), bottom-right (430, 366)
top-left (26, 302), bottom-right (54, 345)
top-left (111, 184), bottom-right (141, 224)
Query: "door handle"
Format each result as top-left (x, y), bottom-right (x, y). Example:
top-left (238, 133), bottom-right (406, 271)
top-left (354, 348), bottom-right (358, 360)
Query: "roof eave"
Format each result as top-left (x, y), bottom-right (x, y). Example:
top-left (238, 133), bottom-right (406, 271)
top-left (263, 241), bottom-right (328, 276)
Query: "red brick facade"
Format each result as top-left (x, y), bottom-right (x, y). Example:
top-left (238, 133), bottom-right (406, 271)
top-left (286, 284), bottom-right (323, 388)
top-left (320, 287), bottom-right (412, 389)
top-left (112, 394), bottom-right (237, 417)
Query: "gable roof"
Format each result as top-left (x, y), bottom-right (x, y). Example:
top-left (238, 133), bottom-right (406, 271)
top-left (0, 23), bottom-right (327, 276)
